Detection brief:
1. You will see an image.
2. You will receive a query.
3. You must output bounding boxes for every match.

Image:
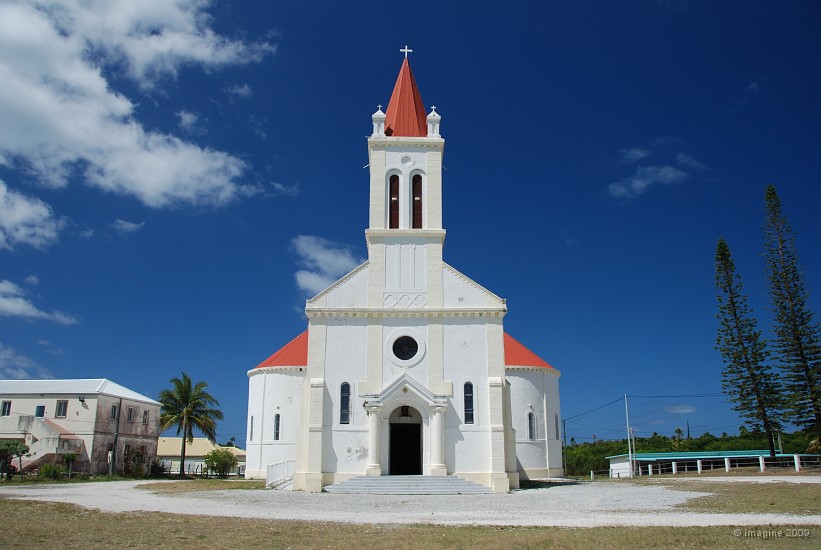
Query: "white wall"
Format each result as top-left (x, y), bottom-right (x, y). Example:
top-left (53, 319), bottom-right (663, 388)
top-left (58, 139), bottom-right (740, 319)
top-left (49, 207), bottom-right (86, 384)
top-left (245, 369), bottom-right (304, 478)
top-left (508, 369), bottom-right (563, 477)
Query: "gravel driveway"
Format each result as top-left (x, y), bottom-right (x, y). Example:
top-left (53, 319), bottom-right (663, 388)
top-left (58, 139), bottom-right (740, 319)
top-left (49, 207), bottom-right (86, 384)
top-left (2, 477), bottom-right (820, 527)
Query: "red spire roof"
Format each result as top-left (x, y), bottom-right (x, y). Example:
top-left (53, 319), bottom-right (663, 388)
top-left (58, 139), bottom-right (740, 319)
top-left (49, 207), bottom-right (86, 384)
top-left (254, 330), bottom-right (554, 371)
top-left (384, 58), bottom-right (427, 137)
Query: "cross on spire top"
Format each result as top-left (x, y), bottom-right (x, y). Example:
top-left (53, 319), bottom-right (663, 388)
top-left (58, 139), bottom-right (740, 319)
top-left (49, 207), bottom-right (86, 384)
top-left (400, 45), bottom-right (413, 58)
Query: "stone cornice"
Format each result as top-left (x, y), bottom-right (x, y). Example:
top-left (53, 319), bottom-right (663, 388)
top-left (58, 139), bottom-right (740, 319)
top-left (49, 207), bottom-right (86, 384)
top-left (506, 365), bottom-right (562, 378)
top-left (365, 229), bottom-right (446, 241)
top-left (368, 137), bottom-right (444, 150)
top-left (305, 307), bottom-right (507, 319)
top-left (247, 366), bottom-right (306, 378)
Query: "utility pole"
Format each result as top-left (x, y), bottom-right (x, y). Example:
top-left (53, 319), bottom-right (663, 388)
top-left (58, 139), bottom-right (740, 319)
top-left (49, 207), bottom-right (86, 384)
top-left (562, 418), bottom-right (568, 474)
top-left (624, 394), bottom-right (633, 478)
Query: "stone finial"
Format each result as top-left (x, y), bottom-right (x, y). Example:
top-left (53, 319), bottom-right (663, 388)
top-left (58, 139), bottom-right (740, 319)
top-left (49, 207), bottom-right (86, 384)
top-left (372, 105), bottom-right (386, 137)
top-left (426, 106), bottom-right (441, 137)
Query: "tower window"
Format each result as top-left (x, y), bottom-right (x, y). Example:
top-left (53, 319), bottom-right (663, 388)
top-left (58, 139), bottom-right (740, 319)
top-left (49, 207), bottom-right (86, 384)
top-left (274, 413), bottom-right (281, 440)
top-left (464, 382), bottom-right (474, 424)
top-left (389, 175), bottom-right (399, 229)
top-left (412, 174), bottom-right (423, 229)
top-left (528, 411), bottom-right (536, 440)
top-left (340, 382), bottom-right (351, 424)
top-left (249, 416), bottom-right (254, 441)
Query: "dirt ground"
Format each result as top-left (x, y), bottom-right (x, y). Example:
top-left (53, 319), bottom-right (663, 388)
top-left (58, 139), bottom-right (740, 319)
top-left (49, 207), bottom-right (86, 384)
top-left (1, 475), bottom-right (820, 527)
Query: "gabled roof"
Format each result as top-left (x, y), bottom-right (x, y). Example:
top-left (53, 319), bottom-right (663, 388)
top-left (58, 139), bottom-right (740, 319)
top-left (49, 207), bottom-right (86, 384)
top-left (384, 58), bottom-right (427, 137)
top-left (254, 330), bottom-right (554, 370)
top-left (0, 378), bottom-right (160, 405)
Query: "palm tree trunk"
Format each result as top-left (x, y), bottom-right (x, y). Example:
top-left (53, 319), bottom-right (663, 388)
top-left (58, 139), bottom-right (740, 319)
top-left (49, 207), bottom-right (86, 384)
top-left (179, 436), bottom-right (187, 476)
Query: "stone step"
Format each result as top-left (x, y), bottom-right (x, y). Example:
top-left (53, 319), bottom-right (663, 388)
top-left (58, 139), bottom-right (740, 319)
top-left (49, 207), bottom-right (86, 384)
top-left (323, 475), bottom-right (492, 494)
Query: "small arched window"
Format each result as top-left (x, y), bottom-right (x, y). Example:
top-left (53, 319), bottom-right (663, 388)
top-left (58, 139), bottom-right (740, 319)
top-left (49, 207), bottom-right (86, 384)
top-left (273, 413), bottom-right (281, 441)
top-left (412, 174), bottom-right (423, 229)
top-left (527, 411), bottom-right (536, 440)
top-left (340, 382), bottom-right (351, 425)
top-left (389, 175), bottom-right (399, 229)
top-left (464, 382), bottom-right (474, 424)
top-left (249, 416), bottom-right (254, 442)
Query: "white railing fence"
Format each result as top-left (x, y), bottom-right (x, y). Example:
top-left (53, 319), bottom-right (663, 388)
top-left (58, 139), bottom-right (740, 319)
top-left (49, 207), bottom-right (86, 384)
top-left (266, 459), bottom-right (296, 488)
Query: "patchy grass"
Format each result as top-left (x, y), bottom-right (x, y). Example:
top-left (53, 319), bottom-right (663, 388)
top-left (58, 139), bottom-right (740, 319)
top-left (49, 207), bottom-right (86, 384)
top-left (138, 478), bottom-right (265, 494)
top-left (0, 498), bottom-right (817, 549)
top-left (1, 474), bottom-right (146, 485)
top-left (662, 481), bottom-right (821, 515)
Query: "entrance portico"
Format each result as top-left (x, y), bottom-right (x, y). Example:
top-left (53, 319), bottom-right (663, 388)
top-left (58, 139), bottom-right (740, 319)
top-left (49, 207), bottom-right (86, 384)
top-left (362, 374), bottom-right (448, 477)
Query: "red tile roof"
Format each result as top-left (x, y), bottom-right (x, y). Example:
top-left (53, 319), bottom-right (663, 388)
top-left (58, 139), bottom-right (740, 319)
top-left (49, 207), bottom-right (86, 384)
top-left (384, 58), bottom-right (427, 137)
top-left (254, 330), bottom-right (553, 370)
top-left (254, 330), bottom-right (308, 368)
top-left (503, 332), bottom-right (554, 369)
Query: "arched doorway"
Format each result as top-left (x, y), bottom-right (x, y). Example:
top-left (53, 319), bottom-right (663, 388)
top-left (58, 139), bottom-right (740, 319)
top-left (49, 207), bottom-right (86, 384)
top-left (389, 405), bottom-right (422, 475)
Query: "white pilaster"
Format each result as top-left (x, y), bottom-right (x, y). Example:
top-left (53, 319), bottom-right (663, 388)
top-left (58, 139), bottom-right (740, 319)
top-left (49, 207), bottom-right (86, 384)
top-left (366, 405), bottom-right (382, 476)
top-left (430, 405), bottom-right (446, 475)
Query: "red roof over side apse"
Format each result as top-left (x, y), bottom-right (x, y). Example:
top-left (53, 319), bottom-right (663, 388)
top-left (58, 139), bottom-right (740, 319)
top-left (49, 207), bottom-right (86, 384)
top-left (384, 58), bottom-right (427, 137)
top-left (255, 330), bottom-right (553, 370)
top-left (255, 330), bottom-right (309, 368)
top-left (503, 332), bottom-right (553, 369)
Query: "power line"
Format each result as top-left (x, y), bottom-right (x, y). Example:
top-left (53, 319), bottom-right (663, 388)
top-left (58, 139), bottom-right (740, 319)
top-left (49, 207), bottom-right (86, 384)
top-left (628, 392), bottom-right (724, 398)
top-left (564, 397), bottom-right (622, 421)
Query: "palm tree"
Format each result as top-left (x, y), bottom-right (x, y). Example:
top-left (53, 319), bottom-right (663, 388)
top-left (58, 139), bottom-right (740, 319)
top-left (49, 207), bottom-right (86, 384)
top-left (159, 372), bottom-right (223, 476)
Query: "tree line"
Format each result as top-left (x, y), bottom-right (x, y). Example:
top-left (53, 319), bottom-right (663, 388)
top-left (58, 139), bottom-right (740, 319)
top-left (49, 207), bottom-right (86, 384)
top-left (715, 185), bottom-right (820, 457)
top-left (564, 428), bottom-right (815, 477)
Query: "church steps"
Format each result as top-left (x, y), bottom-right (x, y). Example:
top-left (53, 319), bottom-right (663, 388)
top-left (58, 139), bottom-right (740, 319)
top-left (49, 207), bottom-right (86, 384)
top-left (323, 475), bottom-right (492, 495)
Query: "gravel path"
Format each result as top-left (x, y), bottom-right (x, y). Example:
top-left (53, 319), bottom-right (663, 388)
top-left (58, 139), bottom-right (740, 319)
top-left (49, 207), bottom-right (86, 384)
top-left (2, 478), bottom-right (820, 527)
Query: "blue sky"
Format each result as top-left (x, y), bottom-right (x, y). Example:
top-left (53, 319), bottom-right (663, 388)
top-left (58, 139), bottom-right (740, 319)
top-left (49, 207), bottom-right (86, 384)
top-left (1, 1), bottom-right (819, 447)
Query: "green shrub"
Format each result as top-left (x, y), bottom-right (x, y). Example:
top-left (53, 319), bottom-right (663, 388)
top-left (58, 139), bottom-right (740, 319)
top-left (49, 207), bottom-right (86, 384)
top-left (203, 448), bottom-right (238, 478)
top-left (39, 463), bottom-right (64, 479)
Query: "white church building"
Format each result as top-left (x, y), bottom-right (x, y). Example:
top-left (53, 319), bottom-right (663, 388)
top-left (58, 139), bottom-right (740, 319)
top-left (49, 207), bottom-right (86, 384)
top-left (246, 53), bottom-right (562, 493)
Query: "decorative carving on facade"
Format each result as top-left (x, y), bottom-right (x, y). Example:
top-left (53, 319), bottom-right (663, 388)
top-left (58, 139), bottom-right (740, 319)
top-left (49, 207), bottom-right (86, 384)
top-left (383, 292), bottom-right (427, 308)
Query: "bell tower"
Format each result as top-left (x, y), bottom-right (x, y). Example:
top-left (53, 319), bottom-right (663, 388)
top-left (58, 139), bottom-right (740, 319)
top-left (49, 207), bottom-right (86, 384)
top-left (365, 52), bottom-right (446, 316)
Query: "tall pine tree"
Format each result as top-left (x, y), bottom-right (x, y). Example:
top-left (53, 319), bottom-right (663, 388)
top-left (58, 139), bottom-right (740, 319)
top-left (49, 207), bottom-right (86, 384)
top-left (715, 238), bottom-right (782, 456)
top-left (763, 185), bottom-right (821, 442)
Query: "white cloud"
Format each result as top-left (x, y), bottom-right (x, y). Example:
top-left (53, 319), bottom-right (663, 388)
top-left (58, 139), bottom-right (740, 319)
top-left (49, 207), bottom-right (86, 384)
top-left (0, 279), bottom-right (78, 325)
top-left (226, 83), bottom-right (253, 99)
top-left (292, 235), bottom-right (362, 296)
top-left (608, 165), bottom-right (688, 198)
top-left (675, 152), bottom-right (708, 171)
top-left (110, 218), bottom-right (145, 235)
top-left (0, 180), bottom-right (64, 250)
top-left (727, 81), bottom-right (762, 113)
top-left (620, 147), bottom-right (651, 163)
top-left (25, 275), bottom-right (39, 286)
top-left (271, 182), bottom-right (300, 197)
top-left (176, 110), bottom-right (202, 134)
top-left (0, 1), bottom-right (274, 209)
top-left (0, 343), bottom-right (53, 379)
top-left (665, 405), bottom-right (697, 414)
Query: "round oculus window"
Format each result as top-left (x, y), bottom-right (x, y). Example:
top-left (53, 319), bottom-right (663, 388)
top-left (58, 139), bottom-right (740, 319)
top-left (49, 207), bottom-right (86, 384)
top-left (392, 336), bottom-right (419, 361)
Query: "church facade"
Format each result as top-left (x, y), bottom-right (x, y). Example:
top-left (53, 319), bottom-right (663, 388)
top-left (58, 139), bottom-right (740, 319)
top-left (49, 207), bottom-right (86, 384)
top-left (245, 55), bottom-right (562, 493)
